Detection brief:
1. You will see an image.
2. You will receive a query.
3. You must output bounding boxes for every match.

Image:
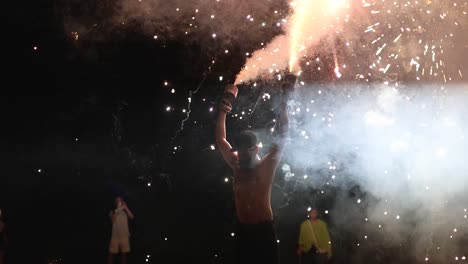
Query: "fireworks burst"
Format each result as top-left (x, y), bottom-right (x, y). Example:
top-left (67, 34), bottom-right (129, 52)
top-left (348, 0), bottom-right (468, 83)
top-left (234, 0), bottom-right (467, 84)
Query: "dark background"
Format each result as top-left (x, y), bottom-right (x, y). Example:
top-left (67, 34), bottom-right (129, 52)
top-left (1, 2), bottom-right (297, 263)
top-left (2, 1), bottom-right (466, 264)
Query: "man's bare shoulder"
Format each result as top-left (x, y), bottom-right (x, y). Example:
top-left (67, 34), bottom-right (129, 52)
top-left (234, 164), bottom-right (271, 181)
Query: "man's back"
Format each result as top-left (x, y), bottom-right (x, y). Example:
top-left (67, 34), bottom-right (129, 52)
top-left (233, 156), bottom-right (278, 224)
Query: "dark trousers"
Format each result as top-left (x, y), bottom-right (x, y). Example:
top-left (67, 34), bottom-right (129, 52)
top-left (302, 250), bottom-right (327, 264)
top-left (235, 221), bottom-right (279, 264)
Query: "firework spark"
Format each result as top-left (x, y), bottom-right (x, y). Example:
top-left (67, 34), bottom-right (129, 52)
top-left (235, 0), bottom-right (350, 83)
top-left (234, 0), bottom-right (466, 84)
top-left (289, 0), bottom-right (349, 73)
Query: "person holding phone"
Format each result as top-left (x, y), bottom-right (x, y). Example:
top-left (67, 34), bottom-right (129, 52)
top-left (108, 197), bottom-right (134, 264)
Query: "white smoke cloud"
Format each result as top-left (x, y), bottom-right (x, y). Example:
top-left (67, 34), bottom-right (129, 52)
top-left (279, 82), bottom-right (468, 260)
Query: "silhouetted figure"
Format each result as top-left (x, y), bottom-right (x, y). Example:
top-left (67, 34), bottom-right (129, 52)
top-left (216, 77), bottom-right (294, 264)
top-left (108, 197), bottom-right (134, 264)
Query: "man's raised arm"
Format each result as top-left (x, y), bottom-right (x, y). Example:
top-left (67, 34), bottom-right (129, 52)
top-left (277, 97), bottom-right (289, 141)
top-left (216, 85), bottom-right (237, 168)
top-left (265, 74), bottom-right (295, 163)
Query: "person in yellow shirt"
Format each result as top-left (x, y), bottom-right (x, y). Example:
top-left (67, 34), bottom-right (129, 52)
top-left (297, 208), bottom-right (332, 264)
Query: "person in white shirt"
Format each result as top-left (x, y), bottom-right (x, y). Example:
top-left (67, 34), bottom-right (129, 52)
top-left (108, 197), bottom-right (134, 264)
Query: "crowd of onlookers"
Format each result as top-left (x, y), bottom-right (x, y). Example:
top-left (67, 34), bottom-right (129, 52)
top-left (0, 198), bottom-right (332, 264)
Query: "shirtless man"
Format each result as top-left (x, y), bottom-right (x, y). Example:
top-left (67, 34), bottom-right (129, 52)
top-left (216, 77), bottom-right (294, 264)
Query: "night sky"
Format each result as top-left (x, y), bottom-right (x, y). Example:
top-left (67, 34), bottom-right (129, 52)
top-left (2, 2), bottom-right (282, 264)
top-left (3, 0), bottom-right (468, 264)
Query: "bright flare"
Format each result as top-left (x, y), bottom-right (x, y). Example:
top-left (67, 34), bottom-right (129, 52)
top-left (288, 0), bottom-right (349, 73)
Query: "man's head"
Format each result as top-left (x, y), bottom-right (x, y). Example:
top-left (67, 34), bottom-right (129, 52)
top-left (309, 208), bottom-right (319, 220)
top-left (232, 130), bottom-right (259, 169)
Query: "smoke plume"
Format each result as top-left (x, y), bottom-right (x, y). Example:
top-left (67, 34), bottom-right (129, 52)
top-left (275, 83), bottom-right (468, 261)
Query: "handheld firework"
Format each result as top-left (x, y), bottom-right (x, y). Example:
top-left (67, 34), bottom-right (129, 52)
top-left (282, 73), bottom-right (297, 101)
top-left (220, 84), bottom-right (238, 113)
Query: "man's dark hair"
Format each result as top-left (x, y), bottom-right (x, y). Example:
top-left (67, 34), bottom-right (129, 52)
top-left (231, 130), bottom-right (257, 152)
